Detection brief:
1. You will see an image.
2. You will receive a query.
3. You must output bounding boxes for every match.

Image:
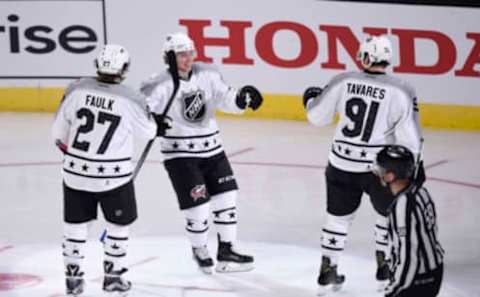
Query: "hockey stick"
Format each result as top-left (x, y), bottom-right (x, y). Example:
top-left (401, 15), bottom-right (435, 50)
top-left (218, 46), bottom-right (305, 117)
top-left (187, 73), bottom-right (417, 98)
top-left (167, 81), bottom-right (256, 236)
top-left (132, 50), bottom-right (180, 180)
top-left (412, 138), bottom-right (425, 182)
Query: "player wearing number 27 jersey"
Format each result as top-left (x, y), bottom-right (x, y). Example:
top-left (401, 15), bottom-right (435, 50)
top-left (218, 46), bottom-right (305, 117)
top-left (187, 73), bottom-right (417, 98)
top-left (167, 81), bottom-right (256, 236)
top-left (52, 76), bottom-right (156, 192)
top-left (51, 45), bottom-right (156, 296)
top-left (303, 35), bottom-right (423, 296)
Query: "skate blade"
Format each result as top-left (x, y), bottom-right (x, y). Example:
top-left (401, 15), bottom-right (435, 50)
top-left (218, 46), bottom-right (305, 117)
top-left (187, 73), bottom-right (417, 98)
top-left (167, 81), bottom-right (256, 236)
top-left (103, 291), bottom-right (129, 297)
top-left (332, 283), bottom-right (343, 291)
top-left (377, 280), bottom-right (388, 292)
top-left (215, 261), bottom-right (254, 273)
top-left (199, 266), bottom-right (214, 275)
top-left (317, 283), bottom-right (343, 296)
top-left (66, 289), bottom-right (84, 296)
top-left (317, 285), bottom-right (329, 296)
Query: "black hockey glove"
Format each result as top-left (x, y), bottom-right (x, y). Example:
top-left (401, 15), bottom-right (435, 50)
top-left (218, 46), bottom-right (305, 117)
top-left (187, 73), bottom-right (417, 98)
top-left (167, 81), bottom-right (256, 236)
top-left (303, 86), bottom-right (323, 108)
top-left (152, 113), bottom-right (172, 137)
top-left (236, 85), bottom-right (263, 111)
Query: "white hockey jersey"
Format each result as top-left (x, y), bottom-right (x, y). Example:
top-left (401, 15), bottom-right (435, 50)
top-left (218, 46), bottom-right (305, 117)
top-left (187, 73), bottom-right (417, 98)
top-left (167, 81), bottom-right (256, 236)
top-left (141, 63), bottom-right (244, 160)
top-left (52, 77), bottom-right (156, 192)
top-left (307, 71), bottom-right (422, 173)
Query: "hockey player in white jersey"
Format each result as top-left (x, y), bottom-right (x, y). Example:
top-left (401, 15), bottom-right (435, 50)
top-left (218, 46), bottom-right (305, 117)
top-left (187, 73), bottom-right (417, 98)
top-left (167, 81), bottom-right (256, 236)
top-left (52, 44), bottom-right (156, 296)
top-left (141, 32), bottom-right (262, 274)
top-left (374, 145), bottom-right (443, 297)
top-left (303, 35), bottom-right (424, 295)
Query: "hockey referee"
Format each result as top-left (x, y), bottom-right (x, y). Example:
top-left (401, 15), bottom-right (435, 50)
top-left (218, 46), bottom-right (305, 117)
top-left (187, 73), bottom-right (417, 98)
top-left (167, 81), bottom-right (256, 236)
top-left (374, 145), bottom-right (444, 297)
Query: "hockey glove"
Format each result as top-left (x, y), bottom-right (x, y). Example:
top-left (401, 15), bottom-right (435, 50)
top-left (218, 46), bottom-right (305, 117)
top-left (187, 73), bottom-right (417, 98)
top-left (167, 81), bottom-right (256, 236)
top-left (236, 85), bottom-right (263, 111)
top-left (152, 114), bottom-right (172, 137)
top-left (303, 86), bottom-right (323, 108)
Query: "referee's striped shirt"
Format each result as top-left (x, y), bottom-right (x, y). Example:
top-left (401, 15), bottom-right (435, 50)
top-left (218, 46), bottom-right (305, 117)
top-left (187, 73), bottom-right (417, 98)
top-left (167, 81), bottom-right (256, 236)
top-left (385, 185), bottom-right (445, 296)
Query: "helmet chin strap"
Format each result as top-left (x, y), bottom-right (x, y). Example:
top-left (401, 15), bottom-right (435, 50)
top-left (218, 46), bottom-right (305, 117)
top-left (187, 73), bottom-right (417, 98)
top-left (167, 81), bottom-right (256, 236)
top-left (361, 54), bottom-right (373, 68)
top-left (178, 70), bottom-right (190, 80)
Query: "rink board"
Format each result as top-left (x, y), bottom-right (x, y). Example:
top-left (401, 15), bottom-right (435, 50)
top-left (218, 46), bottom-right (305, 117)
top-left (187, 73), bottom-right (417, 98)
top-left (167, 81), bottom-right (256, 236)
top-left (0, 87), bottom-right (479, 131)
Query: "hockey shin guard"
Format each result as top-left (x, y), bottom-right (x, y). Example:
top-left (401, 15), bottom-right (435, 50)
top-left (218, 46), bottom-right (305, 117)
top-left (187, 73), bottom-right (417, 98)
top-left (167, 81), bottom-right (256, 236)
top-left (182, 202), bottom-right (210, 248)
top-left (374, 215), bottom-right (389, 256)
top-left (104, 222), bottom-right (129, 271)
top-left (211, 190), bottom-right (238, 243)
top-left (321, 213), bottom-right (355, 265)
top-left (374, 215), bottom-right (390, 289)
top-left (63, 222), bottom-right (88, 267)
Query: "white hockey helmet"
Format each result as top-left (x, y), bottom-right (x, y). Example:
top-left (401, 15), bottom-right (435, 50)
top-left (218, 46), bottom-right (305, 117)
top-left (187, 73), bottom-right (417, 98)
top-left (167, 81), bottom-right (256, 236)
top-left (95, 44), bottom-right (130, 77)
top-left (163, 32), bottom-right (195, 54)
top-left (357, 35), bottom-right (392, 68)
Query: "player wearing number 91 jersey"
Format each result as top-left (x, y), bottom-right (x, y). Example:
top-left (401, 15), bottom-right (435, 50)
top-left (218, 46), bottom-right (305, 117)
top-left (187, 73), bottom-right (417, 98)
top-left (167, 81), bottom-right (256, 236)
top-left (51, 44), bottom-right (156, 296)
top-left (303, 35), bottom-right (423, 295)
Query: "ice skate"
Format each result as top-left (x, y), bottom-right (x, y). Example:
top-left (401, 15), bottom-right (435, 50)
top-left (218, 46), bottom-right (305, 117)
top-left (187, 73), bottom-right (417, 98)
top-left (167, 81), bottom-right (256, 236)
top-left (317, 256), bottom-right (345, 296)
top-left (65, 264), bottom-right (85, 296)
top-left (192, 246), bottom-right (214, 274)
top-left (215, 240), bottom-right (254, 273)
top-left (103, 261), bottom-right (131, 296)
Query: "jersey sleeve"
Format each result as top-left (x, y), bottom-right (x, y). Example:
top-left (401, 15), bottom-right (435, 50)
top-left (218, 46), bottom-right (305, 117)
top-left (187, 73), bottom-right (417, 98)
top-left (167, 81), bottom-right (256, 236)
top-left (306, 76), bottom-right (343, 127)
top-left (140, 74), bottom-right (171, 115)
top-left (390, 86), bottom-right (423, 158)
top-left (210, 69), bottom-right (244, 114)
top-left (127, 92), bottom-right (157, 140)
top-left (51, 92), bottom-right (74, 146)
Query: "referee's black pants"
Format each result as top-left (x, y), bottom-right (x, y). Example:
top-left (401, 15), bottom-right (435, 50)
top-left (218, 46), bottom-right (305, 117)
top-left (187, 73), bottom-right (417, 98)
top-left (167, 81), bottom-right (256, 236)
top-left (392, 264), bottom-right (443, 297)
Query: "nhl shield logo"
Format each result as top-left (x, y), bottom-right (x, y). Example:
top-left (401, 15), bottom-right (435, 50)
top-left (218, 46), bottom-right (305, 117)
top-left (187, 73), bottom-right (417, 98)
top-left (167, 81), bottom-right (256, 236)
top-left (182, 90), bottom-right (206, 122)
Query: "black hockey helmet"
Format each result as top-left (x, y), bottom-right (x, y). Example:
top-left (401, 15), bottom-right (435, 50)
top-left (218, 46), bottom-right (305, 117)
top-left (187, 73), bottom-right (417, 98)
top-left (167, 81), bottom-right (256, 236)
top-left (375, 145), bottom-right (416, 180)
